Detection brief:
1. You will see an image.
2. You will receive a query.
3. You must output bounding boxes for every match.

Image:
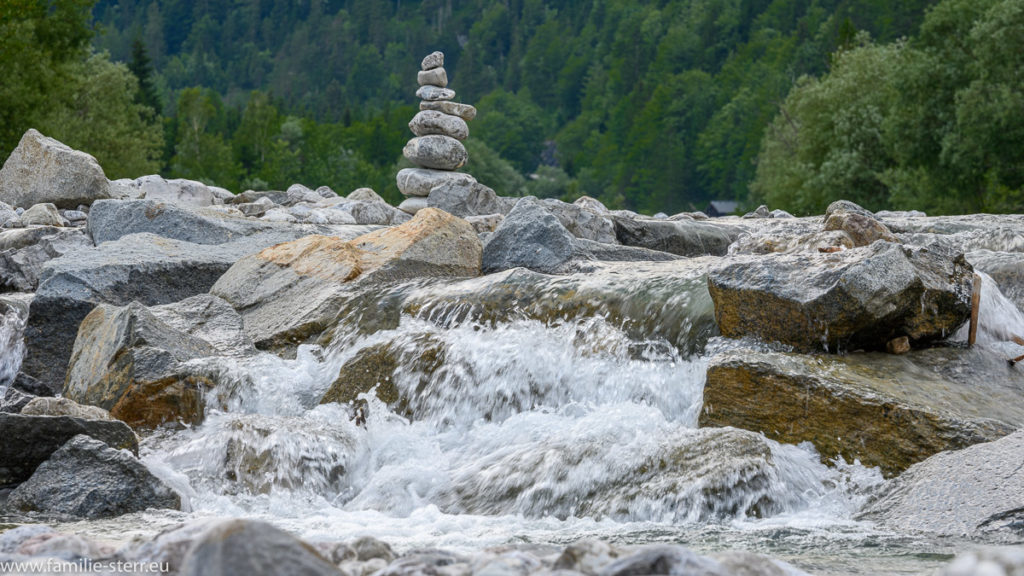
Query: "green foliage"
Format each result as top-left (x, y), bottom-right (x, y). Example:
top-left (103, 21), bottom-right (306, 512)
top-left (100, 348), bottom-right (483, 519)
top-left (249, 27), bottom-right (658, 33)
top-left (753, 0), bottom-right (1024, 215)
top-left (462, 139), bottom-right (527, 198)
top-left (38, 51), bottom-right (164, 179)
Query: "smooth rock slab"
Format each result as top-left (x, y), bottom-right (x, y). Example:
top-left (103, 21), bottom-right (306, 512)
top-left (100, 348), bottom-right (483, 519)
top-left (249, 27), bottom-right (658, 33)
top-left (420, 101), bottom-right (477, 121)
top-left (179, 519), bottom-right (342, 576)
top-left (0, 129), bottom-right (110, 209)
top-left (0, 413), bottom-right (138, 486)
top-left (415, 85), bottom-right (455, 102)
top-left (859, 430), bottom-right (1024, 540)
top-left (701, 347), bottom-right (1024, 475)
top-left (409, 110), bottom-right (469, 140)
top-left (707, 242), bottom-right (973, 352)
top-left (398, 168), bottom-right (477, 198)
top-left (7, 435), bottom-right (180, 518)
top-left (403, 135), bottom-right (468, 170)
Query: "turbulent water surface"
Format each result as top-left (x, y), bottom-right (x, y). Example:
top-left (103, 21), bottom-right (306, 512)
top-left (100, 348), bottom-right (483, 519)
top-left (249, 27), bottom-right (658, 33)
top-left (6, 262), bottom-right (1024, 575)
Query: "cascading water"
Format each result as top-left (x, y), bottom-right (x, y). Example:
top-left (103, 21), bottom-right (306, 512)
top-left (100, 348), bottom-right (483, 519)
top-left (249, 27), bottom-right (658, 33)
top-left (49, 262), bottom-right (1024, 574)
top-left (0, 294), bottom-right (30, 388)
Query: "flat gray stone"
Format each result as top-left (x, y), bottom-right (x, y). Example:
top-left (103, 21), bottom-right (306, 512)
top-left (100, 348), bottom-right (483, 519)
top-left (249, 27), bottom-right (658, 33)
top-left (403, 135), bottom-right (467, 170)
top-left (416, 85), bottom-right (455, 102)
top-left (397, 168), bottom-right (477, 198)
top-left (420, 101), bottom-right (477, 121)
top-left (409, 110), bottom-right (468, 140)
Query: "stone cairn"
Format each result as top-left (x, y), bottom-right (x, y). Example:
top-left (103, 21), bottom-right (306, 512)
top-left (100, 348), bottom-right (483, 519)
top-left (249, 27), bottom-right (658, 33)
top-left (396, 51), bottom-right (478, 213)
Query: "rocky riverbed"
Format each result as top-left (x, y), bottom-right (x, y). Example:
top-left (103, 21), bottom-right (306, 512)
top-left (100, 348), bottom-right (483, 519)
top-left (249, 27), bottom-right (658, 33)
top-left (1, 57), bottom-right (1024, 575)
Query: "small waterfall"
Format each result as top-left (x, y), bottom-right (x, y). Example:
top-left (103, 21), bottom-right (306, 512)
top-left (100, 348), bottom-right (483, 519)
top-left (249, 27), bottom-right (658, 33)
top-left (0, 294), bottom-right (31, 388)
top-left (954, 271), bottom-right (1024, 346)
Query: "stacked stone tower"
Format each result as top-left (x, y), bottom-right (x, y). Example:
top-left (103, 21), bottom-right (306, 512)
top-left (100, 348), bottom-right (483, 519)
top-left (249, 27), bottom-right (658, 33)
top-left (397, 51), bottom-right (478, 212)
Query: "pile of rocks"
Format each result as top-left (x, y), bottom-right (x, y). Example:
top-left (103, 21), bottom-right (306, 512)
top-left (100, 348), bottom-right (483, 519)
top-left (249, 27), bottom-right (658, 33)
top-left (396, 51), bottom-right (478, 215)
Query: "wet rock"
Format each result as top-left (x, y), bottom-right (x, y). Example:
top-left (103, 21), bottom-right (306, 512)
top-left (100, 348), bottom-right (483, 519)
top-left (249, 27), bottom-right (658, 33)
top-left (823, 210), bottom-right (898, 247)
top-left (416, 85), bottom-right (456, 102)
top-left (410, 111), bottom-right (468, 140)
top-left (64, 301), bottom-right (221, 428)
top-left (859, 430), bottom-right (1024, 539)
top-left (420, 101), bottom-right (477, 121)
top-left (613, 217), bottom-right (739, 257)
top-left (553, 540), bottom-right (621, 576)
top-left (418, 67), bottom-right (448, 87)
top-left (20, 203), bottom-right (63, 227)
top-left (20, 397), bottom-right (111, 420)
top-left (936, 547), bottom-right (1024, 575)
top-left (770, 209), bottom-right (794, 219)
top-left (743, 205), bottom-right (771, 219)
top-left (886, 336), bottom-right (911, 354)
top-left (397, 168), bottom-right (477, 198)
top-left (7, 434), bottom-right (180, 518)
top-left (20, 233), bottom-right (265, 390)
top-left (0, 129), bottom-right (111, 209)
top-left (707, 242), bottom-right (973, 352)
top-left (596, 545), bottom-right (728, 576)
top-left (0, 227), bottom-right (91, 291)
top-left (319, 336), bottom-right (445, 411)
top-left (404, 135), bottom-right (468, 170)
top-left (441, 426), bottom-right (786, 521)
top-left (702, 347), bottom-right (1024, 475)
top-left (11, 372), bottom-right (49, 396)
top-left (377, 551), bottom-right (469, 576)
top-left (428, 180), bottom-right (512, 218)
top-left (482, 197), bottom-right (574, 273)
top-left (212, 209), bottom-right (480, 350)
top-left (220, 414), bottom-right (356, 495)
top-left (421, 51), bottom-right (444, 70)
top-left (351, 536), bottom-right (395, 562)
top-left (179, 519), bottom-right (342, 576)
top-left (711, 551), bottom-right (810, 576)
top-left (0, 413), bottom-right (137, 486)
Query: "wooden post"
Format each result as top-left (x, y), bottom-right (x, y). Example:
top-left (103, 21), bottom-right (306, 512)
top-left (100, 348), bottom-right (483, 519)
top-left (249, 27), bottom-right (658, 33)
top-left (968, 273), bottom-right (982, 347)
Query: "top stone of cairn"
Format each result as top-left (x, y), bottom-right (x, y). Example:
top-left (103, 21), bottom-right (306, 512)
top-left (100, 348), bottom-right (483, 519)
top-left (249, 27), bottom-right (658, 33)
top-left (421, 51), bottom-right (444, 71)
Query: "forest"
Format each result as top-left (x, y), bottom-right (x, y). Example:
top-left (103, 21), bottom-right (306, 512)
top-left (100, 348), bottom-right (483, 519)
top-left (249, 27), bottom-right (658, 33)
top-left (1, 0), bottom-right (1022, 215)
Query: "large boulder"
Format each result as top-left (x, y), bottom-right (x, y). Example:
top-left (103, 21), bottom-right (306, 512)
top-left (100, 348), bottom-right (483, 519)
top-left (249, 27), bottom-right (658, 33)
top-left (482, 197), bottom-right (575, 273)
top-left (427, 180), bottom-right (513, 218)
top-left (701, 347), bottom-right (1024, 475)
top-left (0, 129), bottom-right (111, 209)
top-left (707, 242), bottom-right (973, 352)
top-left (0, 413), bottom-right (137, 486)
top-left (859, 430), bottom-right (1024, 540)
top-left (64, 300), bottom-right (230, 428)
top-left (140, 176), bottom-right (216, 207)
top-left (613, 217), bottom-right (739, 257)
top-left (6, 434), bottom-right (180, 518)
top-left (20, 233), bottom-right (270, 391)
top-left (178, 519), bottom-right (342, 576)
top-left (0, 227), bottom-right (91, 291)
top-left (482, 198), bottom-right (678, 274)
top-left (212, 208), bottom-right (481, 350)
top-left (541, 198), bottom-right (616, 244)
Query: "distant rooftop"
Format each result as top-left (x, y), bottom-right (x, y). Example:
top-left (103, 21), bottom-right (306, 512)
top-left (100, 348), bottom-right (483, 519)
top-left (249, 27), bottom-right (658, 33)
top-left (706, 201), bottom-right (738, 217)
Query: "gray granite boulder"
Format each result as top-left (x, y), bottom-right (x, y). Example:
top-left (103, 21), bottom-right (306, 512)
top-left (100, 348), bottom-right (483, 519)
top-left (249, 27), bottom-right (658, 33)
top-left (7, 435), bottom-right (180, 518)
top-left (0, 227), bottom-right (91, 291)
top-left (428, 180), bottom-right (512, 218)
top-left (0, 413), bottom-right (137, 486)
top-left (0, 129), bottom-right (111, 209)
top-left (859, 430), bottom-right (1024, 540)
